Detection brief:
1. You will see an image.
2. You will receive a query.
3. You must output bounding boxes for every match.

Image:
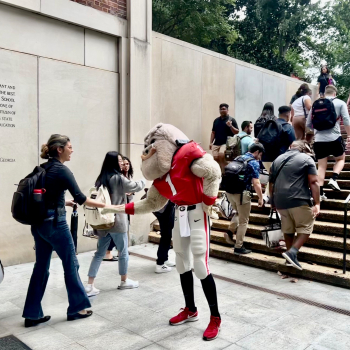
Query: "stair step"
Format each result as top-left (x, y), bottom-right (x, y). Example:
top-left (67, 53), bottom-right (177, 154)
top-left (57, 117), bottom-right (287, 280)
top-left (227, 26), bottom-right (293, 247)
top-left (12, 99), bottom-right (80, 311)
top-left (208, 231), bottom-right (350, 268)
top-left (326, 163), bottom-right (350, 170)
top-left (329, 155), bottom-right (350, 161)
top-left (211, 216), bottom-right (346, 237)
top-left (249, 203), bottom-right (345, 223)
top-left (251, 193), bottom-right (347, 210)
top-left (148, 232), bottom-right (350, 289)
top-left (211, 223), bottom-right (349, 251)
top-left (319, 188), bottom-right (349, 200)
top-left (325, 171), bottom-right (350, 179)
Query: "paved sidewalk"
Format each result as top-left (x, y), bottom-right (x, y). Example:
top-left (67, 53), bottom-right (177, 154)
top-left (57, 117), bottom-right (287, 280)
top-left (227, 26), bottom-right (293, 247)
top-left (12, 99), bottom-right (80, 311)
top-left (1, 243), bottom-right (350, 350)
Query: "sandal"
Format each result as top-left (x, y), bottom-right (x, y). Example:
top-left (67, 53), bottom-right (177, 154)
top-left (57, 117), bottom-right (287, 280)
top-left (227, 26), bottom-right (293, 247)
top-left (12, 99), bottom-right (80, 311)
top-left (103, 256), bottom-right (118, 262)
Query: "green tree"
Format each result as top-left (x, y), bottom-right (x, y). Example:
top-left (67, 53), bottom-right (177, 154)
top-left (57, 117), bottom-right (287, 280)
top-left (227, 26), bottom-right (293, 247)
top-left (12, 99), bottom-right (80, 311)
top-left (312, 0), bottom-right (350, 101)
top-left (152, 0), bottom-right (237, 53)
top-left (229, 0), bottom-right (322, 76)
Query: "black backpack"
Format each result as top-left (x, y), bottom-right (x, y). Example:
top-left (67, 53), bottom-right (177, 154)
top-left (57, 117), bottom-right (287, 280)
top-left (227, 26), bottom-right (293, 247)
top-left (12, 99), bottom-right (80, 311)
top-left (257, 119), bottom-right (283, 158)
top-left (221, 156), bottom-right (255, 194)
top-left (254, 115), bottom-right (276, 138)
top-left (311, 98), bottom-right (338, 131)
top-left (11, 162), bottom-right (54, 225)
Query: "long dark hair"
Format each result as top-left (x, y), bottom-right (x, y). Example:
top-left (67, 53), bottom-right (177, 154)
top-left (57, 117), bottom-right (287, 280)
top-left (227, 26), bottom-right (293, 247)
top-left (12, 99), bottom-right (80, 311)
top-left (122, 156), bottom-right (134, 179)
top-left (320, 65), bottom-right (330, 75)
top-left (260, 102), bottom-right (274, 117)
top-left (295, 83), bottom-right (309, 98)
top-left (95, 151), bottom-right (123, 191)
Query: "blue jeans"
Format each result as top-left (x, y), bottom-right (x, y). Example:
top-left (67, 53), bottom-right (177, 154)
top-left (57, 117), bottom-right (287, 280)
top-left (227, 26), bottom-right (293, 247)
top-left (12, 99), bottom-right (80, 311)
top-left (88, 232), bottom-right (128, 278)
top-left (22, 211), bottom-right (91, 319)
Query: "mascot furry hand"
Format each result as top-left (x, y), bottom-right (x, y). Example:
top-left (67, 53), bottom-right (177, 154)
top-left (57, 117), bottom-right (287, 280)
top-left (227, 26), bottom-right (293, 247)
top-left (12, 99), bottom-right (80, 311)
top-left (102, 123), bottom-right (221, 216)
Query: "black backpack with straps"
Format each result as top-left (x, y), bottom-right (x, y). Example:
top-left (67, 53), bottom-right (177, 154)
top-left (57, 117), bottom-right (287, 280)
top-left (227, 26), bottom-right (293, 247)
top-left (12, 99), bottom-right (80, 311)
top-left (257, 119), bottom-right (283, 159)
top-left (311, 98), bottom-right (338, 131)
top-left (11, 162), bottom-right (54, 225)
top-left (221, 156), bottom-right (255, 194)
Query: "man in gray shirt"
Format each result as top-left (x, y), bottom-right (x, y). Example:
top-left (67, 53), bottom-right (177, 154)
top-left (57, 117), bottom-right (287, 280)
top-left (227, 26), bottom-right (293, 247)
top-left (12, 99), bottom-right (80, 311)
top-left (306, 85), bottom-right (350, 199)
top-left (269, 141), bottom-right (320, 270)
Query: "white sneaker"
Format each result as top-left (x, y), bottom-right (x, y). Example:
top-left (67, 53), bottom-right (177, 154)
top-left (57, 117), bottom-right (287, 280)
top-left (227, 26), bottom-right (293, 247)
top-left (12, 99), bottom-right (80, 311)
top-left (165, 260), bottom-right (176, 267)
top-left (155, 264), bottom-right (172, 273)
top-left (85, 284), bottom-right (100, 297)
top-left (320, 194), bottom-right (328, 202)
top-left (328, 178), bottom-right (341, 191)
top-left (118, 278), bottom-right (139, 289)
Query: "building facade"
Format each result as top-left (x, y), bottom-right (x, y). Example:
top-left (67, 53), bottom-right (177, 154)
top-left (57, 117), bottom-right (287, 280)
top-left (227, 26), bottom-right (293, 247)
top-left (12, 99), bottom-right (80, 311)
top-left (0, 0), bottom-right (314, 266)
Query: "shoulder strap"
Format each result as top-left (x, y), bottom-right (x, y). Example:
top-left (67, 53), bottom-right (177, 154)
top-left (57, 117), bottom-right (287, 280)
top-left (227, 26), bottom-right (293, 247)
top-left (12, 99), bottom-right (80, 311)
top-left (273, 153), bottom-right (298, 184)
top-left (240, 135), bottom-right (250, 140)
top-left (302, 96), bottom-right (309, 118)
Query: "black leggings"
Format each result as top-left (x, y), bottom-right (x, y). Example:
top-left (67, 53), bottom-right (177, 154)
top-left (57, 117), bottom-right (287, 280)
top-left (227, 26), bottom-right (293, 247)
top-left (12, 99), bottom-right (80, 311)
top-left (153, 202), bottom-right (175, 265)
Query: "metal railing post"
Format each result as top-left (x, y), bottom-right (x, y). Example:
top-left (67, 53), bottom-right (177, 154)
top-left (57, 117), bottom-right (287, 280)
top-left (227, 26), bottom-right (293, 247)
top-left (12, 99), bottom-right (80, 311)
top-left (343, 194), bottom-right (350, 274)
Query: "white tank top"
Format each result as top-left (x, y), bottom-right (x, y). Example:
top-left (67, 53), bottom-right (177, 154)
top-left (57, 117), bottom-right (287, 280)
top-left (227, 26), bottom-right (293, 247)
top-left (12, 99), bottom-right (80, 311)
top-left (292, 95), bottom-right (311, 117)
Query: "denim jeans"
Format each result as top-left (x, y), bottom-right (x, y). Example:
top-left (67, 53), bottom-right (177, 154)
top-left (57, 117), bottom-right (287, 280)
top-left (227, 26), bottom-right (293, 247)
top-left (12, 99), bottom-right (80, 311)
top-left (22, 211), bottom-right (91, 319)
top-left (88, 232), bottom-right (128, 278)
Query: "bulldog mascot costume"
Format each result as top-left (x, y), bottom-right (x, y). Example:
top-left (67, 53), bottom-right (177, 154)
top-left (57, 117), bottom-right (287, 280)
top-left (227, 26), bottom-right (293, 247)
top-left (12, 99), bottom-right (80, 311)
top-left (103, 123), bottom-right (222, 341)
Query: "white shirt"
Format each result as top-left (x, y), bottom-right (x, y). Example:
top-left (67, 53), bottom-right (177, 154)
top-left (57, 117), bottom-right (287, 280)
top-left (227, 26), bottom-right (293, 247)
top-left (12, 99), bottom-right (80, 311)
top-left (292, 95), bottom-right (311, 117)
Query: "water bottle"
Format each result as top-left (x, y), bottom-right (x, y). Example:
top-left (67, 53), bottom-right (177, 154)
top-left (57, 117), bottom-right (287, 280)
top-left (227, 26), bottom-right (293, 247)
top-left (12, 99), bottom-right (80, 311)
top-left (33, 189), bottom-right (46, 215)
top-left (33, 189), bottom-right (44, 202)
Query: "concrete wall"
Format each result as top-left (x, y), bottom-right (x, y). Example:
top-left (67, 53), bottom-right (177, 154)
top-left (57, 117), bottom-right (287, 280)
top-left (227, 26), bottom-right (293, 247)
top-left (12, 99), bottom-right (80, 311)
top-left (152, 32), bottom-right (316, 150)
top-left (0, 2), bottom-right (120, 266)
top-left (0, 0), bottom-right (316, 267)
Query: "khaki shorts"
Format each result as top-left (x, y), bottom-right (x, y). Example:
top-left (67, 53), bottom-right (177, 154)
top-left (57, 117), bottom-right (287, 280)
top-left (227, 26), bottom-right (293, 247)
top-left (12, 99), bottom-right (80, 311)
top-left (212, 144), bottom-right (226, 158)
top-left (278, 206), bottom-right (315, 235)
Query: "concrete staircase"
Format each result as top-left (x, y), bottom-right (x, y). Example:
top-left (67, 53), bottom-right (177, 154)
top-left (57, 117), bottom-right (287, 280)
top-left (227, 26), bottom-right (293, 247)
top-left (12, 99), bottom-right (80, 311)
top-left (149, 133), bottom-right (350, 288)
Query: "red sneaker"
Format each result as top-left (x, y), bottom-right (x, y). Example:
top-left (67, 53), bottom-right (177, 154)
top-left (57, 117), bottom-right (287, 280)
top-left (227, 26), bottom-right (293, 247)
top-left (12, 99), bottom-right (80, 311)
top-left (169, 307), bottom-right (199, 325)
top-left (203, 316), bottom-right (221, 341)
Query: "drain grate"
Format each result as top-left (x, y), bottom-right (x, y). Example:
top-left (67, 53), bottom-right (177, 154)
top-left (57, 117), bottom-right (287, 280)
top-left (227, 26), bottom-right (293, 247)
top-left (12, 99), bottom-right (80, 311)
top-left (130, 251), bottom-right (350, 317)
top-left (0, 335), bottom-right (32, 350)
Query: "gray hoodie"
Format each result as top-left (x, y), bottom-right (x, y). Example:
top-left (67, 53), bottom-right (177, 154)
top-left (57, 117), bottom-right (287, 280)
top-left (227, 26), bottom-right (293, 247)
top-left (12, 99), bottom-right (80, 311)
top-left (97, 174), bottom-right (145, 236)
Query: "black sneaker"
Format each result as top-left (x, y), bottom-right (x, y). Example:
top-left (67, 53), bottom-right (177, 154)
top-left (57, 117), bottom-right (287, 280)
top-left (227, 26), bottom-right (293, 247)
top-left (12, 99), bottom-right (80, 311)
top-left (234, 246), bottom-right (252, 255)
top-left (224, 231), bottom-right (235, 245)
top-left (282, 251), bottom-right (302, 270)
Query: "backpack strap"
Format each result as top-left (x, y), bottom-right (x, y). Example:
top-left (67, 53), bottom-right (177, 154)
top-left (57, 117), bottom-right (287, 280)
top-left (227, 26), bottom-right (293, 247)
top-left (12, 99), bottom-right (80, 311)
top-left (240, 135), bottom-right (250, 141)
top-left (271, 153), bottom-right (298, 185)
top-left (302, 96), bottom-right (308, 119)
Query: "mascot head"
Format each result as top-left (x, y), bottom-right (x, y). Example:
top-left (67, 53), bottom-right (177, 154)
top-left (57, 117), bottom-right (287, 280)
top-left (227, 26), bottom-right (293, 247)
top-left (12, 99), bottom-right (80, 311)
top-left (141, 123), bottom-right (189, 180)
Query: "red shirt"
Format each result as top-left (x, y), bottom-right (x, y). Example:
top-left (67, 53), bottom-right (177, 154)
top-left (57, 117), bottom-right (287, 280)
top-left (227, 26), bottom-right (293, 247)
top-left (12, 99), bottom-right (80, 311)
top-left (125, 141), bottom-right (217, 215)
top-left (153, 142), bottom-right (205, 206)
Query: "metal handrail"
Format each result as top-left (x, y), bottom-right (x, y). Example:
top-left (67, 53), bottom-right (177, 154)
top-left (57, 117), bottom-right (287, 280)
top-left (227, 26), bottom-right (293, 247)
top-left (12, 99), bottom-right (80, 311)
top-left (343, 194), bottom-right (350, 274)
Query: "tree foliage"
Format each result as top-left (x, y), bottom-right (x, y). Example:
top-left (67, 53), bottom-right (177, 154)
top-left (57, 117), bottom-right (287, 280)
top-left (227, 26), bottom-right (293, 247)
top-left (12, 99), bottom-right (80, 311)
top-left (228, 0), bottom-right (322, 76)
top-left (152, 0), bottom-right (350, 100)
top-left (312, 0), bottom-right (350, 100)
top-left (152, 0), bottom-right (237, 52)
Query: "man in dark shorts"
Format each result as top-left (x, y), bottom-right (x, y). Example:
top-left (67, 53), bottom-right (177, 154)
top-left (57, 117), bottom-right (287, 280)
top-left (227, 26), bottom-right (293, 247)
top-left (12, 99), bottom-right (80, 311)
top-left (209, 103), bottom-right (239, 173)
top-left (306, 85), bottom-right (350, 200)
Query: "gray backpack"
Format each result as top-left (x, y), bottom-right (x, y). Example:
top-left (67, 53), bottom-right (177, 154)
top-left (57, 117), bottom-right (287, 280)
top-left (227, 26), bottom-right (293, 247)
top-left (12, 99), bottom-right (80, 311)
top-left (225, 134), bottom-right (250, 161)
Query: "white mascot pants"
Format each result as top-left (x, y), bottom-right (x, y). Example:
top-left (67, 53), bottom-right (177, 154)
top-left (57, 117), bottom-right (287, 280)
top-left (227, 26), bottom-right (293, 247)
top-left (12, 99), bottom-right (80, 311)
top-left (172, 203), bottom-right (211, 280)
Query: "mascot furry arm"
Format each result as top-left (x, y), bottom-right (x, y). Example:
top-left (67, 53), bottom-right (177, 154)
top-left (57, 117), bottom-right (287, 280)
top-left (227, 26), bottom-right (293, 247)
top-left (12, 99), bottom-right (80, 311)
top-left (102, 123), bottom-right (221, 215)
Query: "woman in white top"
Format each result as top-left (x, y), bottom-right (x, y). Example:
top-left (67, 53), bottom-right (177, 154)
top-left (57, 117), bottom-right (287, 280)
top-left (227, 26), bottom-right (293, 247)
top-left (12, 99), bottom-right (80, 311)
top-left (291, 87), bottom-right (313, 141)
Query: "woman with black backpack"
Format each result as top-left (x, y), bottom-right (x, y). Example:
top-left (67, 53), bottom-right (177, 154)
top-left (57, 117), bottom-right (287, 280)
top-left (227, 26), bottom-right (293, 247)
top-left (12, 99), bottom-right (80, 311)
top-left (22, 134), bottom-right (110, 327)
top-left (254, 102), bottom-right (276, 138)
